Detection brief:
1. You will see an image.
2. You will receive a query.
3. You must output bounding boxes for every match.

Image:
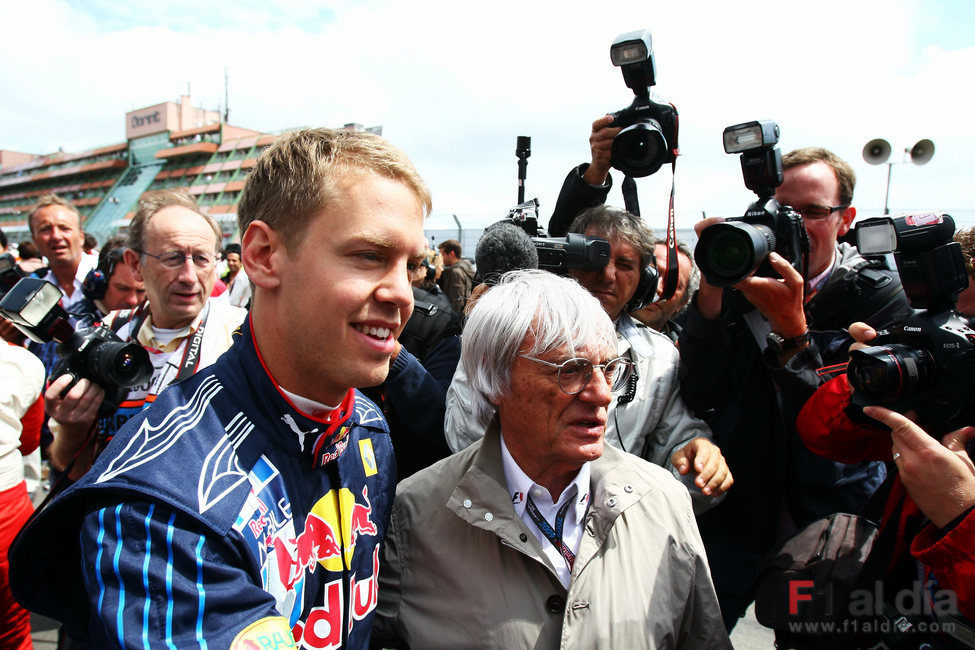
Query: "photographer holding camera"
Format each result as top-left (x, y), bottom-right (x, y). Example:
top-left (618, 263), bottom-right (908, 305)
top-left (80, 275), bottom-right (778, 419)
top-left (678, 145), bottom-right (912, 630)
top-left (79, 236), bottom-right (146, 319)
top-left (791, 219), bottom-right (975, 642)
top-left (0, 195), bottom-right (98, 384)
top-left (548, 114), bottom-right (621, 237)
top-left (566, 206), bottom-right (732, 509)
top-left (44, 190), bottom-right (246, 479)
top-left (798, 322), bottom-right (975, 626)
top-left (549, 29), bottom-right (678, 238)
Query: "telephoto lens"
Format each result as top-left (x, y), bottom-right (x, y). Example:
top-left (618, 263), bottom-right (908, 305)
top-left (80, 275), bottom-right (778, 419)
top-left (695, 221), bottom-right (776, 287)
top-left (848, 344), bottom-right (936, 404)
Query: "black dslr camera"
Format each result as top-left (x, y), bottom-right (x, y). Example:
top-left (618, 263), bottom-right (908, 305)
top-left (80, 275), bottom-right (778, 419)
top-left (506, 199), bottom-right (610, 274)
top-left (0, 265), bottom-right (152, 416)
top-left (695, 120), bottom-right (809, 287)
top-left (848, 213), bottom-right (975, 430)
top-left (607, 29), bottom-right (679, 178)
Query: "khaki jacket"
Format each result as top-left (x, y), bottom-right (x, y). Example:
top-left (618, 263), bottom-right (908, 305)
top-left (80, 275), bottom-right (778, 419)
top-left (374, 423), bottom-right (731, 649)
top-left (444, 316), bottom-right (721, 512)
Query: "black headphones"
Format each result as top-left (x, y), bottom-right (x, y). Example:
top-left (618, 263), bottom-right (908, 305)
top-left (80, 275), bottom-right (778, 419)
top-left (620, 211), bottom-right (659, 313)
top-left (82, 247), bottom-right (125, 301)
top-left (625, 261), bottom-right (659, 312)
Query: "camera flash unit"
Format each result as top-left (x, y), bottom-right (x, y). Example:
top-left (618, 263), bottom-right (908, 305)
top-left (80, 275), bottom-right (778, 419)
top-left (723, 120), bottom-right (780, 154)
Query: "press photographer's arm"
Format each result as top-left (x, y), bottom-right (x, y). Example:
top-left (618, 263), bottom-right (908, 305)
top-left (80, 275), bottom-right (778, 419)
top-left (866, 407), bottom-right (975, 623)
top-left (582, 114), bottom-right (620, 187)
top-left (864, 406), bottom-right (975, 529)
top-left (798, 319), bottom-right (975, 624)
top-left (692, 218), bottom-right (808, 363)
top-left (548, 115), bottom-right (620, 237)
top-left (45, 374), bottom-right (105, 480)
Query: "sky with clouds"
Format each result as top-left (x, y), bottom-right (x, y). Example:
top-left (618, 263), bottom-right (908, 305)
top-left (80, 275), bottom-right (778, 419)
top-left (1, 0), bottom-right (973, 232)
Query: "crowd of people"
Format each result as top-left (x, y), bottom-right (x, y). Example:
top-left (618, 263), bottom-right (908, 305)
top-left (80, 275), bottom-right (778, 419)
top-left (0, 116), bottom-right (971, 649)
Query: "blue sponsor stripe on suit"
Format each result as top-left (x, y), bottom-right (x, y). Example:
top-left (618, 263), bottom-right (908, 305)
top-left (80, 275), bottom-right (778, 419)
top-left (113, 505), bottom-right (126, 647)
top-left (142, 504), bottom-right (155, 650)
top-left (165, 513), bottom-right (176, 650)
top-left (95, 509), bottom-right (107, 621)
top-left (195, 536), bottom-right (208, 649)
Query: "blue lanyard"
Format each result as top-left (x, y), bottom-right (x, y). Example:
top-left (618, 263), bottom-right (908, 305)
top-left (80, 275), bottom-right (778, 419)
top-left (525, 494), bottom-right (575, 569)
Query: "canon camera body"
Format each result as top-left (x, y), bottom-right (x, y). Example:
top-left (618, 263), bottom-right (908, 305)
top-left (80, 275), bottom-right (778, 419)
top-left (848, 212), bottom-right (975, 430)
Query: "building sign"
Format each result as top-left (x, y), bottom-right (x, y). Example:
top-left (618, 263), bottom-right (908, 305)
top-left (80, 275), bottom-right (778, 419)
top-left (131, 111), bottom-right (160, 128)
top-left (125, 102), bottom-right (178, 139)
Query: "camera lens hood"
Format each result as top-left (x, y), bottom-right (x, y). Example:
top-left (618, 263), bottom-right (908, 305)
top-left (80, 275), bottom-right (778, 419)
top-left (611, 122), bottom-right (667, 178)
top-left (89, 340), bottom-right (153, 388)
top-left (695, 220), bottom-right (776, 287)
top-left (848, 344), bottom-right (935, 403)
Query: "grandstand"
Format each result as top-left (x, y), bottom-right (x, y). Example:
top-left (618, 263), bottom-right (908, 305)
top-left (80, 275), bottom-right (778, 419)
top-left (0, 95), bottom-right (378, 244)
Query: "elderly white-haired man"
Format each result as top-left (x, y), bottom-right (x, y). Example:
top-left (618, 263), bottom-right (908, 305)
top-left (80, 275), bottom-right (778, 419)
top-left (374, 269), bottom-right (730, 648)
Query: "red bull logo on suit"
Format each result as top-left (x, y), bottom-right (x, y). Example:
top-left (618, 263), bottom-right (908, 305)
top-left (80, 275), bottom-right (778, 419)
top-left (271, 485), bottom-right (378, 588)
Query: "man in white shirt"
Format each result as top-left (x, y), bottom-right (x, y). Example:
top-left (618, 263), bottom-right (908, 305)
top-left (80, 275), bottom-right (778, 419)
top-left (221, 242), bottom-right (252, 308)
top-left (0, 342), bottom-right (44, 646)
top-left (29, 194), bottom-right (96, 311)
top-left (44, 189), bottom-right (246, 478)
top-left (376, 269), bottom-right (730, 648)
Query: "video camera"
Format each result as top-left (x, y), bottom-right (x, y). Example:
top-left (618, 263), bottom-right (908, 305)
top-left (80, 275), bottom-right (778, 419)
top-left (0, 254), bottom-right (152, 416)
top-left (848, 213), bottom-right (975, 430)
top-left (607, 29), bottom-right (679, 178)
top-left (695, 120), bottom-right (809, 287)
top-left (506, 199), bottom-right (610, 274)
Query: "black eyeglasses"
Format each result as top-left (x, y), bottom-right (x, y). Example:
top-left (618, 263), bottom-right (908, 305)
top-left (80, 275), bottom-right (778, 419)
top-left (517, 354), bottom-right (635, 395)
top-left (797, 204), bottom-right (846, 221)
top-left (137, 250), bottom-right (214, 270)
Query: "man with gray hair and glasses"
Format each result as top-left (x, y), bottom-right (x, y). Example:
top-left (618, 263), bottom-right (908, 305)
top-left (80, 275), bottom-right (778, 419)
top-left (375, 269), bottom-right (730, 648)
top-left (43, 189), bottom-right (246, 478)
top-left (446, 206), bottom-right (732, 512)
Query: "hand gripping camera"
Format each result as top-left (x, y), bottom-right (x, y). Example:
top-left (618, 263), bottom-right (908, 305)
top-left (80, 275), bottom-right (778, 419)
top-left (0, 265), bottom-right (152, 416)
top-left (607, 29), bottom-right (679, 178)
top-left (695, 120), bottom-right (809, 287)
top-left (847, 213), bottom-right (975, 431)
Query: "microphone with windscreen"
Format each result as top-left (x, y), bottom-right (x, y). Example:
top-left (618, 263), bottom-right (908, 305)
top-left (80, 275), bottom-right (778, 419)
top-left (474, 220), bottom-right (539, 286)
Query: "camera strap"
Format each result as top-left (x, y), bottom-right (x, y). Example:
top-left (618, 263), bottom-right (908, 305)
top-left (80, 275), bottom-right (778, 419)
top-left (660, 160), bottom-right (679, 302)
top-left (108, 300), bottom-right (210, 382)
top-left (622, 174), bottom-right (641, 217)
top-left (622, 161), bottom-right (680, 302)
top-left (174, 303), bottom-right (210, 382)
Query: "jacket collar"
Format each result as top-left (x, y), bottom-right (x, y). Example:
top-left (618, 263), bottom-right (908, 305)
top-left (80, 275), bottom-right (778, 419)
top-left (217, 315), bottom-right (385, 467)
top-left (449, 420), bottom-right (653, 560)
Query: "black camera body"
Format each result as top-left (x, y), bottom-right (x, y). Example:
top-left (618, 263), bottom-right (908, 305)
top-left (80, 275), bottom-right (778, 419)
top-left (849, 311), bottom-right (975, 431)
top-left (506, 199), bottom-right (610, 274)
top-left (610, 95), bottom-right (678, 178)
top-left (0, 275), bottom-right (151, 416)
top-left (696, 120), bottom-right (809, 287)
top-left (52, 324), bottom-right (153, 416)
top-left (848, 213), bottom-right (975, 430)
top-left (607, 29), bottom-right (679, 178)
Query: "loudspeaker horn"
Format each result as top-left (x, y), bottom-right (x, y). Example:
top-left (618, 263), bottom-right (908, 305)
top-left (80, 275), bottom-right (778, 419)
top-left (862, 139), bottom-right (892, 165)
top-left (910, 139), bottom-right (935, 165)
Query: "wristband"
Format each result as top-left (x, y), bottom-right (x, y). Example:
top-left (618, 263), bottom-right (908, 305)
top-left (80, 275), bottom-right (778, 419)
top-left (766, 330), bottom-right (810, 353)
